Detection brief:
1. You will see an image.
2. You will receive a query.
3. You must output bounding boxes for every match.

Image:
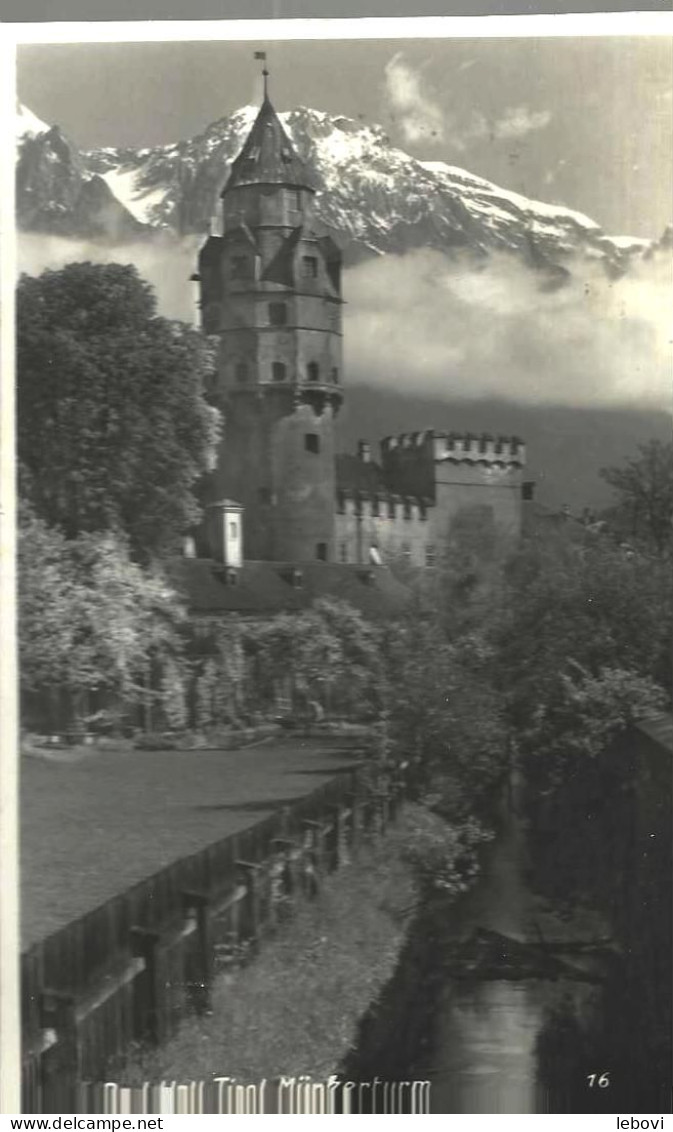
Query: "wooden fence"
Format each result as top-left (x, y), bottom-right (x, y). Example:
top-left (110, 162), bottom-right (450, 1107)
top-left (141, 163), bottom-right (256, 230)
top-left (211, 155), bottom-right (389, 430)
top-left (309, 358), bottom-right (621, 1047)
top-left (21, 763), bottom-right (400, 1113)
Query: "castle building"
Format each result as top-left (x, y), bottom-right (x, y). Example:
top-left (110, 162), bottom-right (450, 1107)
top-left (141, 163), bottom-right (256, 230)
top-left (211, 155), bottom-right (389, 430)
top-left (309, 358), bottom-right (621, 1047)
top-left (190, 75), bottom-right (529, 603)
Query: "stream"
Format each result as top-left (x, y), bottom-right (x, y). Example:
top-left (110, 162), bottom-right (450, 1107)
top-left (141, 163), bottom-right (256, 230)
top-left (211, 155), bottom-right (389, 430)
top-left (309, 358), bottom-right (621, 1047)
top-left (343, 771), bottom-right (631, 1115)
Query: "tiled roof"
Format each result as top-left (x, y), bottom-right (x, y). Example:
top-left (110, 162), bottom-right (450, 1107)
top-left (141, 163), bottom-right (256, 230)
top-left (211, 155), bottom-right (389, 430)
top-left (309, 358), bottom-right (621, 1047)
top-left (223, 97), bottom-right (316, 193)
top-left (167, 558), bottom-right (410, 619)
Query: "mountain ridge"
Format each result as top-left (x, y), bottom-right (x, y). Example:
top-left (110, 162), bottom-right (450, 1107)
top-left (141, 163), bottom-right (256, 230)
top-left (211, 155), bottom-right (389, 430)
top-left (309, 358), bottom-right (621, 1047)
top-left (16, 100), bottom-right (666, 272)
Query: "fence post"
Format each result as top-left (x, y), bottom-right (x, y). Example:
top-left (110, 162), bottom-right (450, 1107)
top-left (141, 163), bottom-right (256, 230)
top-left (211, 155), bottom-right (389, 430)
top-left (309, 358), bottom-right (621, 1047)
top-left (40, 990), bottom-right (78, 1113)
top-left (236, 861), bottom-right (261, 947)
top-left (181, 891), bottom-right (212, 1016)
top-left (130, 927), bottom-right (160, 1045)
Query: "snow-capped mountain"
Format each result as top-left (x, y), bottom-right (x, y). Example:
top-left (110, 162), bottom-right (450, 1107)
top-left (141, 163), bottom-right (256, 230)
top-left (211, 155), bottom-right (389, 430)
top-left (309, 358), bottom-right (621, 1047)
top-left (16, 101), bottom-right (663, 271)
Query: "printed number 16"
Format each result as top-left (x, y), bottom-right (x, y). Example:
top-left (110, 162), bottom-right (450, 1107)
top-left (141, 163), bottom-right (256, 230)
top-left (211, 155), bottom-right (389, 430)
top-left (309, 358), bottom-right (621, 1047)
top-left (587, 1072), bottom-right (610, 1088)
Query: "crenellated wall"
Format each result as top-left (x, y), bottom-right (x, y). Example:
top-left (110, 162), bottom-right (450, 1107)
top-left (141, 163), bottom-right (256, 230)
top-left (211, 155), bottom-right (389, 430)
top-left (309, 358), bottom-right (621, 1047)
top-left (335, 491), bottom-right (432, 567)
top-left (375, 429), bottom-right (527, 551)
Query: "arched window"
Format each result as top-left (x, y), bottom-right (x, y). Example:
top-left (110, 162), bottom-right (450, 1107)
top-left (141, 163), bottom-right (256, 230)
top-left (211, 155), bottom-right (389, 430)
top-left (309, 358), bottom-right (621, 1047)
top-left (272, 362), bottom-right (286, 382)
top-left (235, 362), bottom-right (248, 384)
top-left (307, 362), bottom-right (320, 383)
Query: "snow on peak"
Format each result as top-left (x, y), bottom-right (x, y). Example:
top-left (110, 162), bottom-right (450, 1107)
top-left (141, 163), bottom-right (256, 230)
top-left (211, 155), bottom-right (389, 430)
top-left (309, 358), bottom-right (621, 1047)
top-left (17, 102), bottom-right (50, 139)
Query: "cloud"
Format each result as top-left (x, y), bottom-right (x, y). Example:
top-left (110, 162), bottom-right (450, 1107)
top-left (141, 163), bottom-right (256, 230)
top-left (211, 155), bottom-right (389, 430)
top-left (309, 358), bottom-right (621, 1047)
top-left (17, 232), bottom-right (671, 413)
top-left (384, 52), bottom-right (445, 146)
top-left (493, 106), bottom-right (552, 140)
top-left (342, 247), bottom-right (671, 410)
top-left (18, 232), bottom-right (202, 323)
top-left (383, 54), bottom-right (551, 153)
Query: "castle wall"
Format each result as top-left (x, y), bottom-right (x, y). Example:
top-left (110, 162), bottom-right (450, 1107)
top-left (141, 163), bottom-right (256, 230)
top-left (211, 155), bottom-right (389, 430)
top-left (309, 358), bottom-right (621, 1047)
top-left (335, 497), bottom-right (431, 567)
top-left (431, 464), bottom-right (524, 545)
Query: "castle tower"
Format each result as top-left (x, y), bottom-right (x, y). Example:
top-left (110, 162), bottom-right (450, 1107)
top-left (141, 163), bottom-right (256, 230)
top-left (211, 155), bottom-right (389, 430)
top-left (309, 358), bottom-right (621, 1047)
top-left (196, 70), bottom-right (344, 562)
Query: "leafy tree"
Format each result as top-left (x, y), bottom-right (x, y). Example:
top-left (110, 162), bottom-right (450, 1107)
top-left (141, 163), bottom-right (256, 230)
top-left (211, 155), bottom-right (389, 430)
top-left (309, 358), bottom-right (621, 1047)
top-left (17, 263), bottom-right (220, 557)
top-left (493, 525), bottom-right (671, 799)
top-left (600, 439), bottom-right (673, 556)
top-left (381, 617), bottom-right (506, 817)
top-left (18, 503), bottom-right (187, 728)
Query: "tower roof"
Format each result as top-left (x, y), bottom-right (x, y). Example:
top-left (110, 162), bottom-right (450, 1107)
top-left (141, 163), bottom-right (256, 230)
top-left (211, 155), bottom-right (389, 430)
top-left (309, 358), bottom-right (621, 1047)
top-left (223, 95), bottom-right (316, 194)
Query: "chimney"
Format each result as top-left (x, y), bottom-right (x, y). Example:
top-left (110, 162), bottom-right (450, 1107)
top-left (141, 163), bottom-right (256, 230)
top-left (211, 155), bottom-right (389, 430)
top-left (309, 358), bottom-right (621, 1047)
top-left (357, 440), bottom-right (371, 464)
top-left (206, 500), bottom-right (244, 567)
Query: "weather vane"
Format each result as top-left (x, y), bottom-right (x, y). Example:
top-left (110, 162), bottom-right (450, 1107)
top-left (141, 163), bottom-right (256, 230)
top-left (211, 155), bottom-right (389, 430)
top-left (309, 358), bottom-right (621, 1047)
top-left (254, 50), bottom-right (269, 98)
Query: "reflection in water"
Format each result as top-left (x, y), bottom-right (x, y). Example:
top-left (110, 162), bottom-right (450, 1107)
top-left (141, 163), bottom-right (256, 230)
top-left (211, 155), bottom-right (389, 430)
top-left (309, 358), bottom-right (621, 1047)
top-left (343, 771), bottom-right (624, 1114)
top-left (415, 771), bottom-right (610, 1114)
top-left (428, 982), bottom-right (545, 1113)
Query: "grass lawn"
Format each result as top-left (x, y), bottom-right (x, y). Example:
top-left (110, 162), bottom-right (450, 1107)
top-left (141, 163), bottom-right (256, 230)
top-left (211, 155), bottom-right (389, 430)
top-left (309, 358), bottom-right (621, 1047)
top-left (21, 736), bottom-right (364, 949)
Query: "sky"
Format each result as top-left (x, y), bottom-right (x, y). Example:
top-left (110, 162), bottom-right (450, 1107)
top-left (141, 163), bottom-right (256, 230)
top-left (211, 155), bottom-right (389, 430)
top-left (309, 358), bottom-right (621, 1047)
top-left (17, 35), bottom-right (673, 239)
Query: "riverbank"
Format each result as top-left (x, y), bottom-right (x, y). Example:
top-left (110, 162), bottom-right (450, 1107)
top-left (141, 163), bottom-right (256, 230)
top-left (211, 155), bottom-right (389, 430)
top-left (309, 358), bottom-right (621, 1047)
top-left (116, 804), bottom-right (438, 1086)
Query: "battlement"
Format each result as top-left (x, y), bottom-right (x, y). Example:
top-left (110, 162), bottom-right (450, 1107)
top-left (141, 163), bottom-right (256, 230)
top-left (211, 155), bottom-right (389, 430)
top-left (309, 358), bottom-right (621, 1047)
top-left (337, 488), bottom-right (431, 522)
top-left (381, 430), bottom-right (526, 466)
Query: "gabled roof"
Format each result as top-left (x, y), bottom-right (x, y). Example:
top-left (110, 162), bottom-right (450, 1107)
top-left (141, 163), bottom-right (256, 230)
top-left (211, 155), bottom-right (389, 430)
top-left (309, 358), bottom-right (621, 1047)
top-left (223, 96), bottom-right (316, 194)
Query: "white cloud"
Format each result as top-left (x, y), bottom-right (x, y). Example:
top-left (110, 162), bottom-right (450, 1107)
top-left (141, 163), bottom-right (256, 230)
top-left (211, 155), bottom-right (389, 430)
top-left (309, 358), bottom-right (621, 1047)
top-left (18, 232), bottom-right (202, 324)
top-left (493, 106), bottom-right (552, 140)
top-left (383, 55), bottom-right (552, 153)
top-left (384, 52), bottom-right (445, 146)
top-left (18, 233), bottom-right (670, 412)
top-left (343, 246), bottom-right (671, 410)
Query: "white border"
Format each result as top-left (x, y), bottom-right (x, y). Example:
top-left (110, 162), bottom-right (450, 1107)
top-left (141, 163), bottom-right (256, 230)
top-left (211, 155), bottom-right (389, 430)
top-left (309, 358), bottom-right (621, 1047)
top-left (1, 12), bottom-right (672, 1117)
top-left (5, 12), bottom-right (673, 44)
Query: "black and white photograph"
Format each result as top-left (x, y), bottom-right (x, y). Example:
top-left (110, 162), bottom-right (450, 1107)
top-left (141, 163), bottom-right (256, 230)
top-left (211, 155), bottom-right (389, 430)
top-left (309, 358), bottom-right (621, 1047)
top-left (4, 18), bottom-right (673, 1117)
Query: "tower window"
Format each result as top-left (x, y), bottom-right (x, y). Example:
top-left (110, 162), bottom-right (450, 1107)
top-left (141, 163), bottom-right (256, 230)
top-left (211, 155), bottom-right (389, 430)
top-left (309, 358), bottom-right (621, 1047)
top-left (522, 481), bottom-right (535, 501)
top-left (305, 433), bottom-right (320, 454)
top-left (231, 256), bottom-right (247, 278)
top-left (286, 189), bottom-right (301, 209)
top-left (302, 256), bottom-right (318, 278)
top-left (316, 542), bottom-right (328, 562)
top-left (272, 362), bottom-right (286, 382)
top-left (269, 302), bottom-right (288, 326)
top-left (339, 542), bottom-right (348, 563)
top-left (229, 521), bottom-right (238, 539)
top-left (331, 367), bottom-right (339, 384)
top-left (307, 362), bottom-right (320, 383)
top-left (235, 362), bottom-right (248, 384)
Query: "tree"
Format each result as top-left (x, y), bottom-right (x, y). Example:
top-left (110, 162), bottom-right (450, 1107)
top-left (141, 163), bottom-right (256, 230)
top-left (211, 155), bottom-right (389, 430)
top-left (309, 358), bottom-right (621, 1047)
top-left (600, 440), bottom-right (673, 556)
top-left (17, 263), bottom-right (220, 557)
top-left (494, 525), bottom-right (671, 791)
top-left (18, 503), bottom-right (187, 729)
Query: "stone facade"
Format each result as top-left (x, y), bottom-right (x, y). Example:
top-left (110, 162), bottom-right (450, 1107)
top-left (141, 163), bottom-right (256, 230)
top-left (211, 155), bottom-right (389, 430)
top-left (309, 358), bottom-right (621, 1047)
top-left (196, 87), bottom-right (529, 570)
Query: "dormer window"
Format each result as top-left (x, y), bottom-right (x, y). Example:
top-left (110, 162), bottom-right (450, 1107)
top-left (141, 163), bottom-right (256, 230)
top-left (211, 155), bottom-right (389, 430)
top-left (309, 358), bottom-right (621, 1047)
top-left (269, 303), bottom-right (287, 327)
top-left (302, 256), bottom-right (318, 279)
top-left (231, 256), bottom-right (247, 279)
